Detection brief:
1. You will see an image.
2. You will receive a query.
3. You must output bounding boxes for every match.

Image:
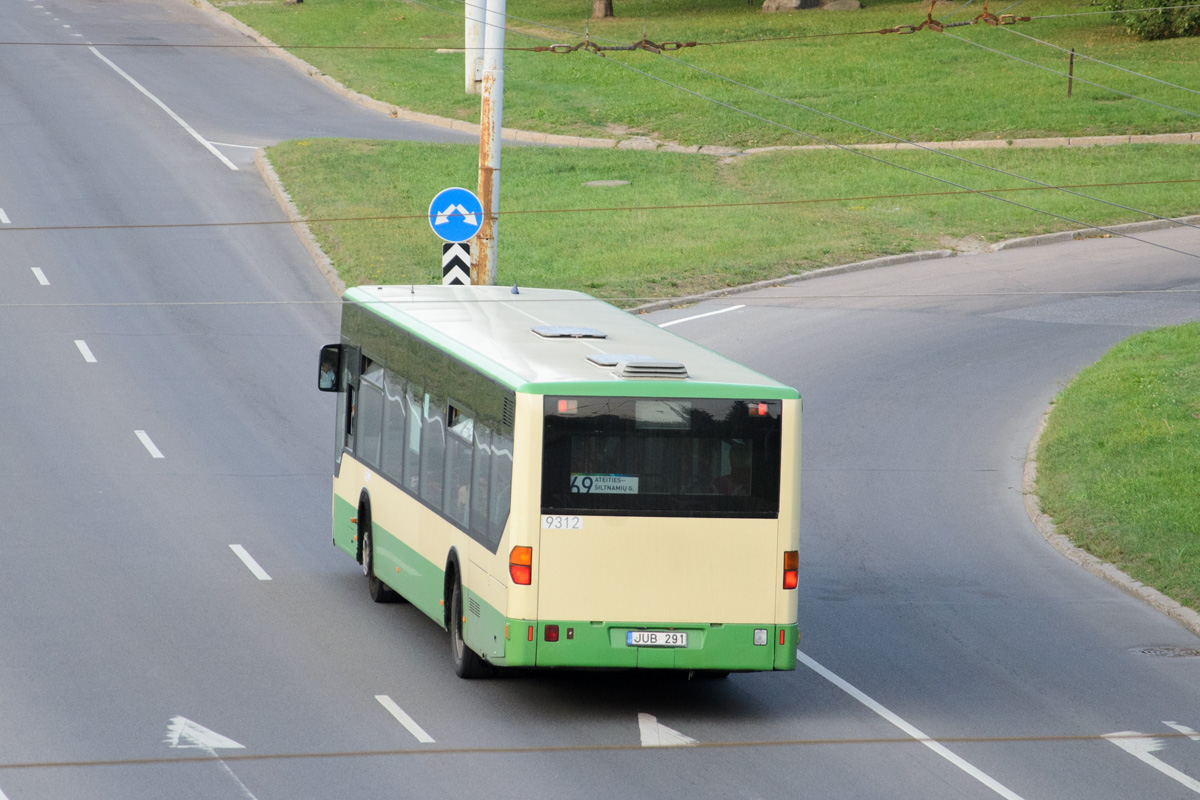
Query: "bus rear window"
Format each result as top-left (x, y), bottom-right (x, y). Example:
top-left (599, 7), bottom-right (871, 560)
top-left (541, 397), bottom-right (782, 518)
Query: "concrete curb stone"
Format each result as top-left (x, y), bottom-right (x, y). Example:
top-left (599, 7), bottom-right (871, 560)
top-left (629, 250), bottom-right (955, 314)
top-left (254, 148), bottom-right (345, 296)
top-left (992, 214), bottom-right (1200, 251)
top-left (1023, 411), bottom-right (1200, 640)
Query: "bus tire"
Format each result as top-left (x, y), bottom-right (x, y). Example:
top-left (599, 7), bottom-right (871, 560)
top-left (361, 522), bottom-right (398, 604)
top-left (450, 578), bottom-right (491, 679)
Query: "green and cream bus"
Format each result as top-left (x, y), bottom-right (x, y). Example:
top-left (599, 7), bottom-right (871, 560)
top-left (319, 286), bottom-right (800, 678)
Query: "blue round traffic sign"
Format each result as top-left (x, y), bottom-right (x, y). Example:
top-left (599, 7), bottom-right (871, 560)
top-left (428, 187), bottom-right (484, 243)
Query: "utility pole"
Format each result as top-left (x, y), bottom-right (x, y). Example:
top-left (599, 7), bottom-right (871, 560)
top-left (464, 0), bottom-right (483, 95)
top-left (472, 0), bottom-right (505, 284)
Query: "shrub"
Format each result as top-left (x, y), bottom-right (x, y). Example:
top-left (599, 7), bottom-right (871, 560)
top-left (1107, 0), bottom-right (1200, 39)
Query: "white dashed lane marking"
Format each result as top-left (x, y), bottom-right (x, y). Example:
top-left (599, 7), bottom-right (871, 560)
top-left (229, 545), bottom-right (272, 581)
top-left (134, 430), bottom-right (165, 459)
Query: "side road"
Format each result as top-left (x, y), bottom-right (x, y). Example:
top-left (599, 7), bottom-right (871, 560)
top-left (227, 0), bottom-right (1200, 638)
top-left (192, 0), bottom-right (1200, 156)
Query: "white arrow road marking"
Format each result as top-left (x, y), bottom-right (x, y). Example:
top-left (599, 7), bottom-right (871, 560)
top-left (376, 695), bottom-right (435, 743)
top-left (229, 545), bottom-right (272, 581)
top-left (1165, 722), bottom-right (1200, 742)
top-left (165, 717), bottom-right (245, 749)
top-left (1106, 731), bottom-right (1200, 794)
top-left (638, 713), bottom-right (697, 747)
top-left (166, 717), bottom-right (257, 800)
top-left (797, 649), bottom-right (1027, 800)
top-left (434, 203), bottom-right (478, 227)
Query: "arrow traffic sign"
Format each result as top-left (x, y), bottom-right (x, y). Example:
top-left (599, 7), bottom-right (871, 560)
top-left (429, 187), bottom-right (484, 243)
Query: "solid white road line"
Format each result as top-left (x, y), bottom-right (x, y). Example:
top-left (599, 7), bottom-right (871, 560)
top-left (74, 340), bottom-right (97, 363)
top-left (657, 304), bottom-right (745, 328)
top-left (209, 141), bottom-right (263, 150)
top-left (31, 267), bottom-right (49, 285)
top-left (0, 208), bottom-right (10, 224)
top-left (88, 47), bottom-right (239, 171)
top-left (1106, 732), bottom-right (1200, 794)
top-left (1165, 722), bottom-right (1200, 742)
top-left (134, 430), bottom-right (165, 459)
top-left (797, 650), bottom-right (1027, 800)
top-left (375, 695), bottom-right (435, 743)
top-left (229, 545), bottom-right (272, 581)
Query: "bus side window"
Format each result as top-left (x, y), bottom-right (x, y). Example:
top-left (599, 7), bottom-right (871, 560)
top-left (340, 345), bottom-right (361, 457)
top-left (488, 431), bottom-right (514, 548)
top-left (443, 404), bottom-right (474, 528)
top-left (380, 369), bottom-right (407, 484)
top-left (420, 393), bottom-right (446, 511)
top-left (470, 424), bottom-right (492, 545)
top-left (403, 383), bottom-right (422, 492)
top-left (357, 359), bottom-right (385, 469)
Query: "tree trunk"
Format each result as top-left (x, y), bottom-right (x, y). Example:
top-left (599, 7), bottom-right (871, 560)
top-left (592, 0), bottom-right (613, 18)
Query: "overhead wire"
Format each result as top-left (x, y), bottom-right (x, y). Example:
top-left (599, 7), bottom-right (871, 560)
top-left (0, 178), bottom-right (1196, 234)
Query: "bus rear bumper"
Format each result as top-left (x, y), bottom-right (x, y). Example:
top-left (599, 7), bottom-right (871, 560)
top-left (497, 620), bottom-right (798, 672)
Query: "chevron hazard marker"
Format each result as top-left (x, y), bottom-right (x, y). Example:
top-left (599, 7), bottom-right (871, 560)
top-left (443, 242), bottom-right (471, 285)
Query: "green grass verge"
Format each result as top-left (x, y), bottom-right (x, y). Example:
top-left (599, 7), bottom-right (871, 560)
top-left (222, 0), bottom-right (1200, 147)
top-left (267, 137), bottom-right (1200, 301)
top-left (1037, 322), bottom-right (1200, 613)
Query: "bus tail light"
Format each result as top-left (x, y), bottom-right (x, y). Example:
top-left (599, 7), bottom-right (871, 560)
top-left (545, 624), bottom-right (559, 642)
top-left (510, 546), bottom-right (533, 585)
top-left (782, 550), bottom-right (799, 590)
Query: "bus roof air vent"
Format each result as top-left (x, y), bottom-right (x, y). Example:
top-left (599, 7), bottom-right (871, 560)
top-left (532, 325), bottom-right (608, 339)
top-left (615, 358), bottom-right (689, 380)
top-left (587, 353), bottom-right (687, 378)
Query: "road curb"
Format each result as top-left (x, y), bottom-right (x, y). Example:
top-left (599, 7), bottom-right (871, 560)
top-left (1023, 410), bottom-right (1200, 639)
top-left (993, 213), bottom-right (1200, 251)
top-left (630, 250), bottom-right (956, 314)
top-left (254, 148), bottom-right (345, 296)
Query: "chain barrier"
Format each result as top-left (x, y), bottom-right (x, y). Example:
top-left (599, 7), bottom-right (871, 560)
top-left (532, 5), bottom-right (1035, 53)
top-left (533, 38), bottom-right (699, 56)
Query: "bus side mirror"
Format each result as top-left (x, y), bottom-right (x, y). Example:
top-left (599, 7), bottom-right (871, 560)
top-left (318, 343), bottom-right (342, 392)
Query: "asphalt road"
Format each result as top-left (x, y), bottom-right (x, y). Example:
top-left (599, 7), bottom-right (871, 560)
top-left (2, 1), bottom-right (1199, 798)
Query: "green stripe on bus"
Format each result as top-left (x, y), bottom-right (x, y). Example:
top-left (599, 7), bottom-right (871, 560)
top-left (498, 620), bottom-right (798, 671)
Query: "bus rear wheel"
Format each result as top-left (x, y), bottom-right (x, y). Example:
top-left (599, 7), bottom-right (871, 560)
top-left (449, 579), bottom-right (491, 679)
top-left (362, 524), bottom-right (398, 604)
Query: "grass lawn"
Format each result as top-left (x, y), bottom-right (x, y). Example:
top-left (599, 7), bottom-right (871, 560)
top-left (267, 137), bottom-right (1200, 300)
top-left (1037, 322), bottom-right (1200, 613)
top-left (222, 0), bottom-right (1200, 147)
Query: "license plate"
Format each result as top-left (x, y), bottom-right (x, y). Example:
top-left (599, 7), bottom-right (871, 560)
top-left (626, 630), bottom-right (688, 648)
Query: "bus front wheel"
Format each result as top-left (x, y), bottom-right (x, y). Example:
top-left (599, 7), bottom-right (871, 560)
top-left (361, 523), bottom-right (398, 604)
top-left (449, 579), bottom-right (491, 679)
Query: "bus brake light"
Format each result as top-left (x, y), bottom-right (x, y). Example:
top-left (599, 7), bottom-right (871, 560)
top-left (510, 546), bottom-right (533, 585)
top-left (782, 550), bottom-right (799, 590)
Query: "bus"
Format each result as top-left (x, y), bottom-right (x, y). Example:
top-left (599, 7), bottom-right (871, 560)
top-left (318, 285), bottom-right (801, 678)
